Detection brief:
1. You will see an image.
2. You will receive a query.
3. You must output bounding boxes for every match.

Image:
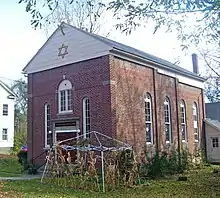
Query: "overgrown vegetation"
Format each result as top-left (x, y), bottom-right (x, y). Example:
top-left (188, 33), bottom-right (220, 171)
top-left (2, 165), bottom-right (220, 197)
top-left (138, 146), bottom-right (204, 180)
top-left (11, 130), bottom-right (27, 155)
top-left (42, 148), bottom-right (138, 192)
top-left (0, 155), bottom-right (23, 177)
top-left (10, 79), bottom-right (27, 155)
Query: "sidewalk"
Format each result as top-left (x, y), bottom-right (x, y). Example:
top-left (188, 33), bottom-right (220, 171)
top-left (0, 173), bottom-right (42, 181)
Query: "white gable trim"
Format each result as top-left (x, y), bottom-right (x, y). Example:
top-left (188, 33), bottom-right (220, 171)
top-left (110, 51), bottom-right (204, 89)
top-left (23, 51), bottom-right (110, 74)
top-left (0, 81), bottom-right (16, 98)
top-left (205, 120), bottom-right (220, 133)
top-left (22, 23), bottom-right (112, 74)
top-left (157, 69), bottom-right (204, 89)
top-left (22, 25), bottom-right (65, 73)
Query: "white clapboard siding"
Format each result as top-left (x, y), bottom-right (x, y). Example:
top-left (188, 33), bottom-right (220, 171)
top-left (23, 23), bottom-right (112, 74)
top-left (0, 85), bottom-right (15, 148)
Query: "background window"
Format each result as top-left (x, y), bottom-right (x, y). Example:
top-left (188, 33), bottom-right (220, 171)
top-left (145, 93), bottom-right (153, 144)
top-left (212, 138), bottom-right (219, 148)
top-left (83, 98), bottom-right (91, 139)
top-left (58, 80), bottom-right (72, 113)
top-left (2, 128), bottom-right (8, 140)
top-left (3, 104), bottom-right (8, 116)
top-left (193, 102), bottom-right (199, 142)
top-left (164, 97), bottom-right (172, 143)
top-left (45, 104), bottom-right (52, 147)
top-left (180, 100), bottom-right (187, 141)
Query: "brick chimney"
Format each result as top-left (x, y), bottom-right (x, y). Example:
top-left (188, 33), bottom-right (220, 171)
top-left (192, 53), bottom-right (199, 74)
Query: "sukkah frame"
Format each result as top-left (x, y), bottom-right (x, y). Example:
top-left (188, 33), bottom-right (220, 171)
top-left (41, 131), bottom-right (132, 192)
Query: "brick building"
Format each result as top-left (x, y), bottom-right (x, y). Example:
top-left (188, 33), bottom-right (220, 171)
top-left (23, 23), bottom-right (205, 164)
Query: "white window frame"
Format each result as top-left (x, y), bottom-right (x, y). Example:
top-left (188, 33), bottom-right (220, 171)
top-left (44, 104), bottom-right (51, 147)
top-left (193, 102), bottom-right (199, 142)
top-left (164, 97), bottom-right (172, 144)
top-left (144, 93), bottom-right (153, 144)
top-left (2, 128), bottom-right (8, 141)
top-left (58, 80), bottom-right (73, 114)
top-left (180, 100), bottom-right (187, 142)
top-left (2, 104), bottom-right (8, 116)
top-left (83, 97), bottom-right (91, 139)
top-left (212, 137), bottom-right (219, 148)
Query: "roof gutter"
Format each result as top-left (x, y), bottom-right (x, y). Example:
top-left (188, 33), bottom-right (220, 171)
top-left (110, 48), bottom-right (205, 82)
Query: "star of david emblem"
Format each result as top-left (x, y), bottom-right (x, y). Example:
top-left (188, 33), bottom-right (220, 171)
top-left (58, 44), bottom-right (68, 58)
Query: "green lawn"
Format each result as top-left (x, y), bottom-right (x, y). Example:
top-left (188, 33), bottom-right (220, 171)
top-left (0, 155), bottom-right (23, 177)
top-left (1, 166), bottom-right (220, 198)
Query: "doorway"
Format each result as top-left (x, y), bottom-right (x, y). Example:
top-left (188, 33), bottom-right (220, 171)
top-left (53, 119), bottom-right (80, 163)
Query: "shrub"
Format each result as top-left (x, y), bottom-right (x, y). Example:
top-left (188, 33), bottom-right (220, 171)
top-left (17, 149), bottom-right (29, 170)
top-left (118, 149), bottom-right (138, 185)
top-left (147, 152), bottom-right (170, 178)
top-left (11, 130), bottom-right (27, 155)
top-left (139, 147), bottom-right (192, 179)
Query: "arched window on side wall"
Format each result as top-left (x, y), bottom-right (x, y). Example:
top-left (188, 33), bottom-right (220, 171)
top-left (144, 93), bottom-right (153, 144)
top-left (164, 97), bottom-right (172, 143)
top-left (193, 102), bottom-right (199, 142)
top-left (44, 103), bottom-right (52, 147)
top-left (83, 97), bottom-right (90, 139)
top-left (180, 100), bottom-right (187, 142)
top-left (58, 79), bottom-right (72, 113)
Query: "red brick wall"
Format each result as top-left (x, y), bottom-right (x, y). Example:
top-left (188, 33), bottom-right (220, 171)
top-left (110, 56), bottom-right (204, 158)
top-left (110, 56), bottom-right (155, 158)
top-left (178, 83), bottom-right (204, 152)
top-left (27, 54), bottom-right (205, 165)
top-left (27, 55), bottom-right (113, 164)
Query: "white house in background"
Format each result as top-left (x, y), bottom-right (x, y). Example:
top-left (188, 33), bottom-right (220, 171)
top-left (0, 80), bottom-right (16, 154)
top-left (205, 118), bottom-right (220, 163)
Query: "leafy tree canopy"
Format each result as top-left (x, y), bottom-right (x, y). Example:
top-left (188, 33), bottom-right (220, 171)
top-left (19, 0), bottom-right (220, 48)
top-left (108, 0), bottom-right (220, 48)
top-left (11, 78), bottom-right (27, 116)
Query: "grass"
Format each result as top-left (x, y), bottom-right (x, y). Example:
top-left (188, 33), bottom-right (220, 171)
top-left (1, 165), bottom-right (220, 197)
top-left (0, 154), bottom-right (23, 177)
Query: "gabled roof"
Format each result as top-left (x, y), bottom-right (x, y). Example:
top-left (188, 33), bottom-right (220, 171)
top-left (0, 80), bottom-right (16, 98)
top-left (205, 118), bottom-right (220, 131)
top-left (64, 23), bottom-right (205, 82)
top-left (23, 22), bottom-right (205, 82)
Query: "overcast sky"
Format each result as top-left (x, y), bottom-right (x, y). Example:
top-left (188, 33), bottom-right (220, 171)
top-left (0, 1), bottom-right (200, 85)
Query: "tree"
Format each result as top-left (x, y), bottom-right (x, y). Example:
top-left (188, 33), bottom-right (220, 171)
top-left (19, 0), bottom-right (112, 36)
top-left (205, 77), bottom-right (220, 102)
top-left (10, 79), bottom-right (28, 153)
top-left (201, 46), bottom-right (220, 102)
top-left (44, 0), bottom-right (107, 35)
top-left (108, 0), bottom-right (220, 48)
top-left (19, 0), bottom-right (220, 47)
top-left (11, 79), bottom-right (28, 116)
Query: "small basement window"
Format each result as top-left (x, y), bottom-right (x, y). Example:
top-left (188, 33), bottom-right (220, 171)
top-left (212, 138), bottom-right (219, 148)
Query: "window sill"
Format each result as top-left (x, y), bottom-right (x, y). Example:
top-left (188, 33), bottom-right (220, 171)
top-left (57, 110), bottom-right (73, 115)
top-left (43, 147), bottom-right (51, 151)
